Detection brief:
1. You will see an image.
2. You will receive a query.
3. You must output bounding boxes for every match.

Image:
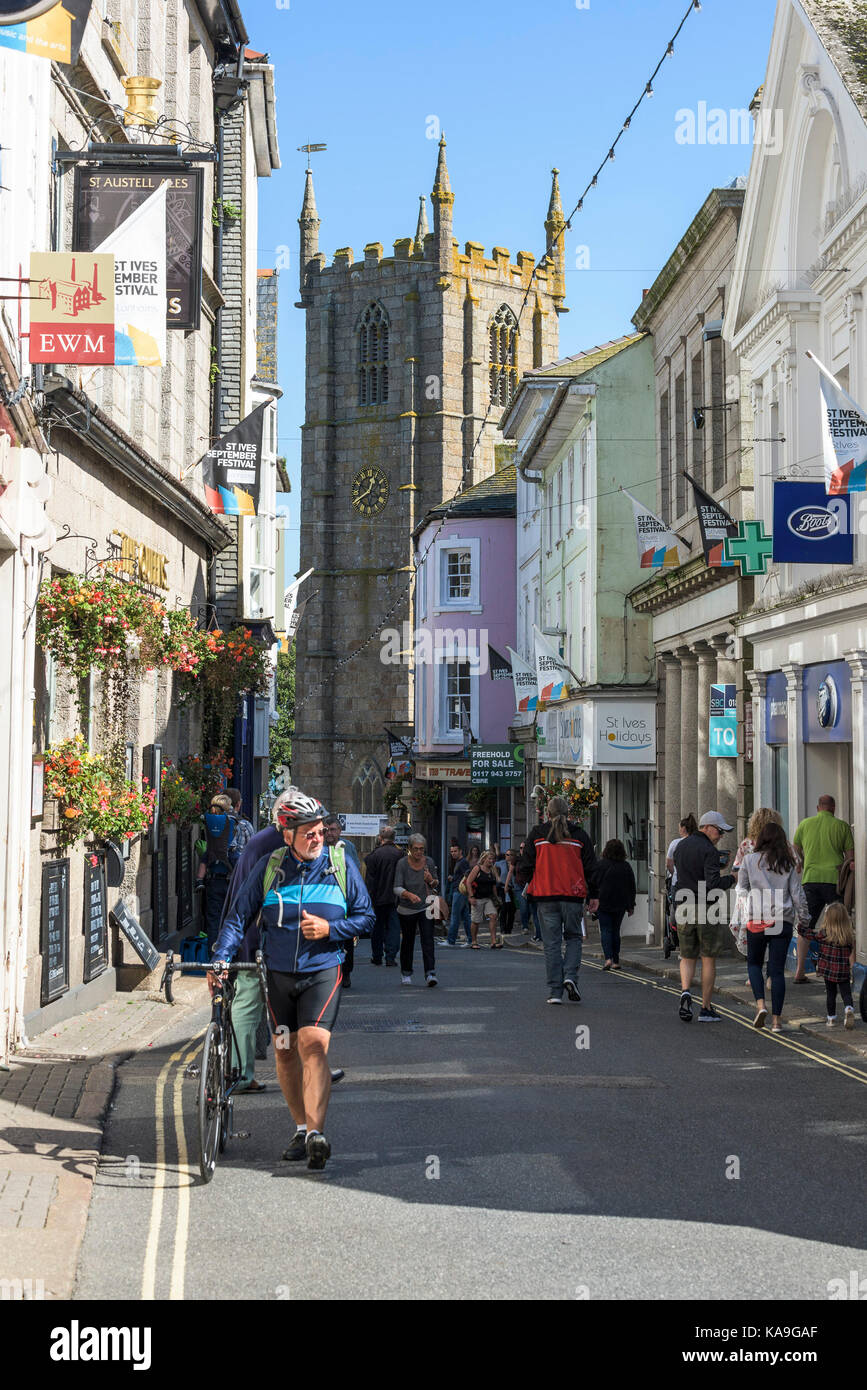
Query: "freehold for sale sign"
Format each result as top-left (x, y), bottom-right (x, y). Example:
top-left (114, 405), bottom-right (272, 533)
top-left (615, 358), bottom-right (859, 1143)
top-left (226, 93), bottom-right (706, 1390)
top-left (29, 252), bottom-right (115, 364)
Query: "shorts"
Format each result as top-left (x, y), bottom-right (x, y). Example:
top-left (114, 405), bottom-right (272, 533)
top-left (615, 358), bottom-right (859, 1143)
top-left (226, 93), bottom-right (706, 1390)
top-left (267, 965), bottom-right (342, 1034)
top-left (471, 897), bottom-right (498, 924)
top-left (678, 922), bottom-right (727, 960)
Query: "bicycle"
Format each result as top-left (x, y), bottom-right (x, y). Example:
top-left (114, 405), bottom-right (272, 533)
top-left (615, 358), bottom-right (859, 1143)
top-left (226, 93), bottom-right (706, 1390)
top-left (160, 950), bottom-right (270, 1183)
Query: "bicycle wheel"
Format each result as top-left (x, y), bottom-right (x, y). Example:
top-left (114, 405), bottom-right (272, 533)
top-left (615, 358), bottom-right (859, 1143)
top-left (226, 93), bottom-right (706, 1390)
top-left (197, 1021), bottom-right (223, 1183)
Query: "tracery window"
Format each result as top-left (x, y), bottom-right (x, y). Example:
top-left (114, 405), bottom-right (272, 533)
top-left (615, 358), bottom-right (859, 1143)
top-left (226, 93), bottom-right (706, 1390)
top-left (489, 304), bottom-right (518, 406)
top-left (358, 302), bottom-right (389, 405)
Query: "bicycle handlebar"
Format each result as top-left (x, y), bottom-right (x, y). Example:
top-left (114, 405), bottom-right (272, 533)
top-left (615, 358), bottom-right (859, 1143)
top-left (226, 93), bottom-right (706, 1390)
top-left (160, 951), bottom-right (266, 1005)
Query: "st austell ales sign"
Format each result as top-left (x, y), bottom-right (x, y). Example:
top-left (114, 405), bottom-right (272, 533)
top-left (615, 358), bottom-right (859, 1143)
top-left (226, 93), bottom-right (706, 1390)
top-left (29, 252), bottom-right (115, 365)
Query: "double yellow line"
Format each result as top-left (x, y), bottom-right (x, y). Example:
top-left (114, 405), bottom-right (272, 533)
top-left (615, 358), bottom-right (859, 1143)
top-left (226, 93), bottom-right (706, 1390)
top-left (141, 1030), bottom-right (206, 1301)
top-left (584, 961), bottom-right (867, 1086)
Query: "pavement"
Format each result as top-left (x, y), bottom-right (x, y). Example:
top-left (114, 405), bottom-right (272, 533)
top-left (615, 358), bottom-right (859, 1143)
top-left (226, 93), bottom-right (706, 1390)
top-left (0, 966), bottom-right (205, 1300)
top-left (502, 929), bottom-right (867, 1061)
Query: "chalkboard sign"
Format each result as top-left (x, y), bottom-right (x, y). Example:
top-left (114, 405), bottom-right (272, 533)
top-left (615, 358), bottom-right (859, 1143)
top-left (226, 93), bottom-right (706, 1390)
top-left (41, 860), bottom-right (70, 1005)
top-left (82, 855), bottom-right (108, 984)
top-left (152, 836), bottom-right (169, 943)
top-left (109, 901), bottom-right (160, 972)
top-left (176, 831), bottom-right (193, 932)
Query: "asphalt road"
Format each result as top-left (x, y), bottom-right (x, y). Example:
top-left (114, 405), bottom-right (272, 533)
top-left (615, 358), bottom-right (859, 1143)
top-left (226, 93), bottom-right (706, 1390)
top-left (74, 942), bottom-right (867, 1301)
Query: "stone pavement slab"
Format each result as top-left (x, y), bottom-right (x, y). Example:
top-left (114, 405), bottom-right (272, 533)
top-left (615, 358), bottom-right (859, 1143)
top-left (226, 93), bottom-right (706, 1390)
top-left (0, 968), bottom-right (205, 1300)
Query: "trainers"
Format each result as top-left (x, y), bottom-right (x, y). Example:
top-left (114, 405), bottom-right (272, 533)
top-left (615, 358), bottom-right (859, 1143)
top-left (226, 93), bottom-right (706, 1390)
top-left (440, 940), bottom-right (455, 947)
top-left (401, 974), bottom-right (412, 985)
top-left (306, 1131), bottom-right (331, 1171)
top-left (844, 1006), bottom-right (855, 1030)
top-left (385, 959), bottom-right (397, 967)
top-left (282, 1129), bottom-right (307, 1162)
top-left (698, 1005), bottom-right (721, 1022)
top-left (546, 994), bottom-right (563, 1005)
top-left (426, 972), bottom-right (438, 987)
top-left (563, 979), bottom-right (581, 1003)
top-left (753, 1005), bottom-right (767, 1030)
top-left (826, 1015), bottom-right (837, 1026)
top-left (679, 990), bottom-right (693, 1023)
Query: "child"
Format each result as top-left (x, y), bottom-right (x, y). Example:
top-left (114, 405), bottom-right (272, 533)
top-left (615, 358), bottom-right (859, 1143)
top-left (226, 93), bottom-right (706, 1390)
top-left (810, 902), bottom-right (856, 1029)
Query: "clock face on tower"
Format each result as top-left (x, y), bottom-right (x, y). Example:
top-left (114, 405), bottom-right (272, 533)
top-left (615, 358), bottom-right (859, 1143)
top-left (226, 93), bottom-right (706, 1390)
top-left (351, 465), bottom-right (389, 518)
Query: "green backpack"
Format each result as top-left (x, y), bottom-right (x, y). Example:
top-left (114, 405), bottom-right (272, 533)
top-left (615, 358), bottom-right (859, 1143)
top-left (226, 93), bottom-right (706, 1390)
top-left (262, 841), bottom-right (348, 903)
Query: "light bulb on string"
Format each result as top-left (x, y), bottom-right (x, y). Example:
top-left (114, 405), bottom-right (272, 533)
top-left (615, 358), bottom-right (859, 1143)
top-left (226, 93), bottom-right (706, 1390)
top-left (646, 81), bottom-right (653, 96)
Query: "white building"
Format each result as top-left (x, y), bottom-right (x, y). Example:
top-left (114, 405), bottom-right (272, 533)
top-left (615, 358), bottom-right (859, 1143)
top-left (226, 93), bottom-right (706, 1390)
top-left (725, 0), bottom-right (867, 969)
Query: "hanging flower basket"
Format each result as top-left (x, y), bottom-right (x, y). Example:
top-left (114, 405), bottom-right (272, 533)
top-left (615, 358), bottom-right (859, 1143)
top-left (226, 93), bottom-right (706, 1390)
top-left (537, 777), bottom-right (601, 819)
top-left (44, 735), bottom-right (156, 852)
top-left (160, 760), bottom-right (202, 827)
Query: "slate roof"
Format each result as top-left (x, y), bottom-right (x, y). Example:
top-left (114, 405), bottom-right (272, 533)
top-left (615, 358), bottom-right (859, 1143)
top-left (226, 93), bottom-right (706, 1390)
top-left (800, 0), bottom-right (867, 125)
top-left (420, 463), bottom-right (516, 528)
top-left (531, 333), bottom-right (647, 379)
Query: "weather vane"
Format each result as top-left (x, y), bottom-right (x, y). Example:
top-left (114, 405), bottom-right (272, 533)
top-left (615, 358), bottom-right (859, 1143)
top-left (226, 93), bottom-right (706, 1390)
top-left (297, 143), bottom-right (327, 169)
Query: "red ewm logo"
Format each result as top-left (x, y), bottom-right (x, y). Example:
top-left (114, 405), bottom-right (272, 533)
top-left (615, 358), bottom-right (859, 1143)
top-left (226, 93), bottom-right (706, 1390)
top-left (31, 329), bottom-right (113, 364)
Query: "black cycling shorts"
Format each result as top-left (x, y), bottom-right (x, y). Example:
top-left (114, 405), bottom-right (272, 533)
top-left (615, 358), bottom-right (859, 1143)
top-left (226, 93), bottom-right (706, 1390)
top-left (266, 965), bottom-right (343, 1035)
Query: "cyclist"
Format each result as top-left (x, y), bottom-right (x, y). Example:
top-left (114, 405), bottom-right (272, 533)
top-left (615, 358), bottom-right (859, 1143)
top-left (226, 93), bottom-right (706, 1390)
top-left (211, 788), bottom-right (374, 1170)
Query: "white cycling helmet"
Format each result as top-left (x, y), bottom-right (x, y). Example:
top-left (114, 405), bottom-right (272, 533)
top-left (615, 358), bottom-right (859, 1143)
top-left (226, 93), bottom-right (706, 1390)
top-left (273, 786), bottom-right (326, 829)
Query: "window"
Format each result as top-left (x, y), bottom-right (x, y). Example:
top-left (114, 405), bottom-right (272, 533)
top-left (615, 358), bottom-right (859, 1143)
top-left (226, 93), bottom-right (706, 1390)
top-left (443, 661), bottom-right (472, 735)
top-left (446, 549), bottom-right (471, 600)
top-left (489, 304), bottom-right (518, 406)
top-left (566, 583), bottom-right (573, 670)
top-left (710, 337), bottom-right (726, 490)
top-left (352, 761), bottom-right (383, 815)
top-left (556, 466), bottom-right (563, 543)
top-left (578, 574), bottom-right (587, 678)
top-left (545, 479), bottom-right (554, 550)
top-left (567, 448), bottom-right (574, 525)
top-left (674, 372), bottom-right (686, 518)
top-left (691, 349), bottom-right (705, 489)
top-left (358, 301), bottom-right (389, 405)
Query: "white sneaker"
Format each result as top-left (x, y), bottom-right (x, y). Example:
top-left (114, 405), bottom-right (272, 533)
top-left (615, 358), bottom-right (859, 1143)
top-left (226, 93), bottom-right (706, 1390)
top-left (826, 1015), bottom-right (836, 1026)
top-left (426, 972), bottom-right (438, 987)
top-left (547, 995), bottom-right (563, 1005)
top-left (844, 1006), bottom-right (855, 1030)
top-left (401, 974), bottom-right (412, 985)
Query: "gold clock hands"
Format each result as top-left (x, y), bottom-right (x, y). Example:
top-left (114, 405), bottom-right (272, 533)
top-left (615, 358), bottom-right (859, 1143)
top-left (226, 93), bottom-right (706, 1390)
top-left (355, 481), bottom-right (374, 503)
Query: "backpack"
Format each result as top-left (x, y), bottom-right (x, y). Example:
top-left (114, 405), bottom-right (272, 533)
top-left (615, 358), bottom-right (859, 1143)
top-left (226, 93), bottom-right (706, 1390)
top-left (203, 811), bottom-right (239, 875)
top-left (262, 842), bottom-right (348, 904)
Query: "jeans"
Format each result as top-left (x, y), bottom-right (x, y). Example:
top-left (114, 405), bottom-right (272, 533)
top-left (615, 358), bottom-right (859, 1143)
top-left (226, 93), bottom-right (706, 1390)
top-left (204, 872), bottom-right (230, 951)
top-left (371, 904), bottom-right (401, 963)
top-left (598, 909), bottom-right (625, 965)
top-left (747, 922), bottom-right (793, 1017)
top-left (531, 900), bottom-right (541, 941)
top-left (399, 910), bottom-right (436, 975)
top-left (514, 885), bottom-right (530, 932)
top-left (447, 892), bottom-right (472, 945)
top-left (536, 900), bottom-right (584, 994)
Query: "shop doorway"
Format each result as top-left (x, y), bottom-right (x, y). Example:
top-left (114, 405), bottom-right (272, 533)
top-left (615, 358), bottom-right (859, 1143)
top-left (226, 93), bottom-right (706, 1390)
top-left (804, 744), bottom-right (852, 827)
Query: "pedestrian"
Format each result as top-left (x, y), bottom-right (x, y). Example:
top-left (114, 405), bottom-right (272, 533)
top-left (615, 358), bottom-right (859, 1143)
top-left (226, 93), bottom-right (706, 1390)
top-left (500, 849), bottom-right (519, 935)
top-left (808, 902), bottom-right (857, 1029)
top-left (212, 788), bottom-right (373, 1171)
top-left (197, 792), bottom-right (239, 951)
top-left (792, 796), bottom-right (854, 983)
top-left (364, 826), bottom-right (404, 966)
top-left (731, 806), bottom-right (789, 989)
top-left (736, 820), bottom-right (808, 1033)
top-left (672, 810), bottom-right (736, 1023)
top-left (394, 834), bottom-right (440, 985)
top-left (595, 839), bottom-right (636, 970)
top-left (324, 815), bottom-right (362, 988)
top-left (466, 849), bottom-right (502, 949)
top-left (519, 796), bottom-right (599, 1005)
top-left (442, 842), bottom-right (472, 948)
top-left (665, 814), bottom-right (697, 945)
top-left (225, 787), bottom-right (255, 856)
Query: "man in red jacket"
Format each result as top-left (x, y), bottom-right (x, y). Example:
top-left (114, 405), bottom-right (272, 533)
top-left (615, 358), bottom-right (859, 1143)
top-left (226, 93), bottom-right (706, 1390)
top-left (519, 797), bottom-right (599, 1005)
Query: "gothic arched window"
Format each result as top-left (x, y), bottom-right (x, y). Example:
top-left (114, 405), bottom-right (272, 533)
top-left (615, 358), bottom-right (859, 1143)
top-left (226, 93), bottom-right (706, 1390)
top-left (352, 760), bottom-right (384, 815)
top-left (358, 302), bottom-right (389, 405)
top-left (489, 304), bottom-right (518, 406)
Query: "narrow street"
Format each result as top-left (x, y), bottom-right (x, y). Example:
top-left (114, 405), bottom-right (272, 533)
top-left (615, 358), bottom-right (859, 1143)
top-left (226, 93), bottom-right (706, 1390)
top-left (75, 946), bottom-right (867, 1302)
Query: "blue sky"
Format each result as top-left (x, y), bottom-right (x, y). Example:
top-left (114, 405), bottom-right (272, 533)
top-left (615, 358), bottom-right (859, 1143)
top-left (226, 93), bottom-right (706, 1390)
top-left (255, 0), bottom-right (778, 573)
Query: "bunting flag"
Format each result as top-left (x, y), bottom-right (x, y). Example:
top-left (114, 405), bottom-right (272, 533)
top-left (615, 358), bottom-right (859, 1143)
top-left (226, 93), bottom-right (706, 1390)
top-left (95, 184), bottom-right (167, 367)
top-left (506, 647), bottom-right (538, 713)
top-left (684, 471), bottom-right (737, 567)
top-left (284, 566), bottom-right (314, 632)
top-left (488, 644), bottom-right (512, 681)
top-left (287, 595), bottom-right (313, 645)
top-left (807, 350), bottom-right (867, 494)
top-left (201, 402), bottom-right (268, 516)
top-left (622, 486), bottom-right (689, 569)
top-left (533, 626), bottom-right (570, 703)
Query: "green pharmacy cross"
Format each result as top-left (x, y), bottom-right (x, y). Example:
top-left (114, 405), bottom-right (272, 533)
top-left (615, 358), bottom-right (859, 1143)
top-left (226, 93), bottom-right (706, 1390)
top-left (724, 520), bottom-right (774, 575)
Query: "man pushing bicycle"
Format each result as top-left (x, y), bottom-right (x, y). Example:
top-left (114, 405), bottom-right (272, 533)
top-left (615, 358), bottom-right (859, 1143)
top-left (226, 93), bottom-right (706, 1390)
top-left (211, 787), bottom-right (374, 1171)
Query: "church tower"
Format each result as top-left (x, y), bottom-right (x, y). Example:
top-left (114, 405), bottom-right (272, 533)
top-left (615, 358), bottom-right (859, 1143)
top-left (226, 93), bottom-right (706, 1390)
top-left (293, 144), bottom-right (565, 815)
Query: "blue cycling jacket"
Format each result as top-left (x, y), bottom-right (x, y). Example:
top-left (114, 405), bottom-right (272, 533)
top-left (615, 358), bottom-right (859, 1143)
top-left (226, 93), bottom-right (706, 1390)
top-left (212, 844), bottom-right (374, 974)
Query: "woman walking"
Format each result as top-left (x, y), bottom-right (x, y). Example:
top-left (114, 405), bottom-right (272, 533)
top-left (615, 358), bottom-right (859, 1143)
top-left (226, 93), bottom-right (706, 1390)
top-left (736, 821), bottom-right (808, 1032)
top-left (595, 840), bottom-right (636, 970)
top-left (466, 850), bottom-right (502, 949)
top-left (519, 796), bottom-right (599, 1005)
top-left (394, 834), bottom-right (440, 986)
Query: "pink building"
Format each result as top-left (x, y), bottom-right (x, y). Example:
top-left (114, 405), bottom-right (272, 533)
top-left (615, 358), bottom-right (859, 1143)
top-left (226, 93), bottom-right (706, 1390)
top-left (412, 465), bottom-right (517, 861)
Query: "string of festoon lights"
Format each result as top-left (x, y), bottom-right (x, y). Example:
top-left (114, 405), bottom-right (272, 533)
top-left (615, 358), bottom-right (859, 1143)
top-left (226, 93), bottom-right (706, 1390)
top-left (293, 0), bottom-right (704, 717)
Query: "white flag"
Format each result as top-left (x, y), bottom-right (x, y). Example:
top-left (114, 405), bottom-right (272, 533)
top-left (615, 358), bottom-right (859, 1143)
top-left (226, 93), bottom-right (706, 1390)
top-left (622, 486), bottom-right (688, 569)
top-left (96, 184), bottom-right (167, 368)
top-left (806, 350), bottom-right (867, 494)
top-left (284, 566), bottom-right (314, 632)
top-left (506, 646), bottom-right (538, 713)
top-left (534, 626), bottom-right (570, 703)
